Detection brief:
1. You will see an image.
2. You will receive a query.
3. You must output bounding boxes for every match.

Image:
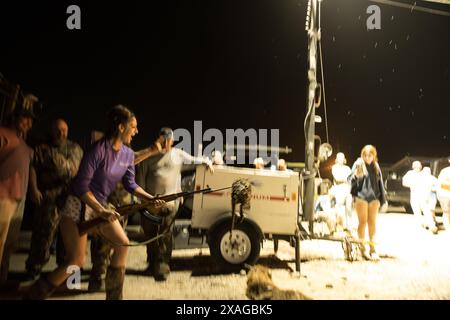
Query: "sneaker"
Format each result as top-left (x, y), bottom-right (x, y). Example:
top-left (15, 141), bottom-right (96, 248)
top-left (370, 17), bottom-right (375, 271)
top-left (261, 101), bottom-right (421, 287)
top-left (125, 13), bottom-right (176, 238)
top-left (359, 245), bottom-right (371, 261)
top-left (361, 250), bottom-right (372, 261)
top-left (430, 226), bottom-right (439, 235)
top-left (370, 251), bottom-right (380, 261)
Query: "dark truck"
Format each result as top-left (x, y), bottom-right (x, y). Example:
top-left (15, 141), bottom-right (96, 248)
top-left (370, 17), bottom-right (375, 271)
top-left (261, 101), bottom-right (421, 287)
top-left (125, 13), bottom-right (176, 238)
top-left (384, 156), bottom-right (450, 213)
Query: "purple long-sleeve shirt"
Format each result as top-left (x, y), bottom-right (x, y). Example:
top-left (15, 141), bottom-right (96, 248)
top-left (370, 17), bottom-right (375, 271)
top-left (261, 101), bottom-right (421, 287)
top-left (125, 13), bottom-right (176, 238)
top-left (71, 138), bottom-right (139, 204)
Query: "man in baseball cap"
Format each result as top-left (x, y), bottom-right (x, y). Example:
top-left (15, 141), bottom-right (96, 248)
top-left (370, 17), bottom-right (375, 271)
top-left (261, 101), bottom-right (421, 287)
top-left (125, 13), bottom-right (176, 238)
top-left (136, 127), bottom-right (213, 281)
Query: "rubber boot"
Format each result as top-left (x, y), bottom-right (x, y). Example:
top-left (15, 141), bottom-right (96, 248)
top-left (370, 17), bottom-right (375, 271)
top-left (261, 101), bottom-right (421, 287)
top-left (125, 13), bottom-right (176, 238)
top-left (153, 261), bottom-right (170, 282)
top-left (88, 274), bottom-right (105, 293)
top-left (24, 264), bottom-right (41, 281)
top-left (25, 276), bottom-right (57, 300)
top-left (105, 266), bottom-right (125, 300)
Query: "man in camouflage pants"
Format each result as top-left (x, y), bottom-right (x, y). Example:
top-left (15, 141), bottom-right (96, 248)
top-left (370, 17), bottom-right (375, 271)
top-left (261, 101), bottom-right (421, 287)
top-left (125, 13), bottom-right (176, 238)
top-left (136, 128), bottom-right (213, 281)
top-left (25, 119), bottom-right (83, 279)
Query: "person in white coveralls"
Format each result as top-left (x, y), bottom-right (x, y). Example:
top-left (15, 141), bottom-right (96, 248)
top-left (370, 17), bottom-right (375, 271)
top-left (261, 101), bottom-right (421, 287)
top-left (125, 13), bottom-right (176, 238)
top-left (417, 167), bottom-right (438, 234)
top-left (437, 159), bottom-right (450, 231)
top-left (330, 152), bottom-right (353, 230)
top-left (402, 161), bottom-right (424, 226)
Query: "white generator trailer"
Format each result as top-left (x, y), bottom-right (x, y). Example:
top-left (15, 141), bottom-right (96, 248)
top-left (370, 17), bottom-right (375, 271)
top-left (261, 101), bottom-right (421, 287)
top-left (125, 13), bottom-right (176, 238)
top-left (177, 165), bottom-right (301, 271)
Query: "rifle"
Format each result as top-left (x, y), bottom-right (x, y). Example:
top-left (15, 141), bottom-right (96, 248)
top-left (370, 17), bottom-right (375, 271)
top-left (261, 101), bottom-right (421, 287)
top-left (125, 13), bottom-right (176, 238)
top-left (77, 187), bottom-right (227, 236)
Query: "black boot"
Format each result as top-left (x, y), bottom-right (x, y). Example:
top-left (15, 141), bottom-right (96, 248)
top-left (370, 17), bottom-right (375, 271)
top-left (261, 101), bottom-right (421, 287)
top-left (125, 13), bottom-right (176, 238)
top-left (153, 262), bottom-right (170, 282)
top-left (105, 266), bottom-right (125, 300)
top-left (88, 275), bottom-right (105, 293)
top-left (24, 265), bottom-right (41, 281)
top-left (24, 276), bottom-right (57, 300)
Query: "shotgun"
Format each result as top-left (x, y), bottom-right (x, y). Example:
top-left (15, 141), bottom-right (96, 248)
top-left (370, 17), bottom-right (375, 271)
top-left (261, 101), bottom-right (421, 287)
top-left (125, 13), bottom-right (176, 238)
top-left (77, 187), bottom-right (228, 235)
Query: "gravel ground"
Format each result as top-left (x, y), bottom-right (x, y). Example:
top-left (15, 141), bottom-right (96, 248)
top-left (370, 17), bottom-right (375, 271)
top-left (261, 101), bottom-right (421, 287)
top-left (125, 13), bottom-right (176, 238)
top-left (2, 212), bottom-right (450, 300)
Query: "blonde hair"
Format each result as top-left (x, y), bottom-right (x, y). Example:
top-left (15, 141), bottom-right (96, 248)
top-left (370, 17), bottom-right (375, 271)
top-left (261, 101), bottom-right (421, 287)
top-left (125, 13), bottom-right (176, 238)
top-left (359, 145), bottom-right (380, 177)
top-left (360, 145), bottom-right (378, 164)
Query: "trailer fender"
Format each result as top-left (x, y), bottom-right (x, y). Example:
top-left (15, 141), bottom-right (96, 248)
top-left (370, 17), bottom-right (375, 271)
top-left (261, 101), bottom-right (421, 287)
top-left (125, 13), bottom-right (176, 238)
top-left (207, 213), bottom-right (263, 242)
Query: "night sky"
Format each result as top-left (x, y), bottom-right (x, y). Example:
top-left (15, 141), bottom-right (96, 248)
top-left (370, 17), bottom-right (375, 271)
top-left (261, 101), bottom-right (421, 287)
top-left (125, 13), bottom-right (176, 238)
top-left (1, 0), bottom-right (449, 169)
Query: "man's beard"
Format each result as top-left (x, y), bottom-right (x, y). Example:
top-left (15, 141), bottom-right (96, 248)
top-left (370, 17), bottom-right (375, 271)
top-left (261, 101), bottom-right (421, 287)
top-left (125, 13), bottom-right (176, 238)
top-left (53, 138), bottom-right (67, 147)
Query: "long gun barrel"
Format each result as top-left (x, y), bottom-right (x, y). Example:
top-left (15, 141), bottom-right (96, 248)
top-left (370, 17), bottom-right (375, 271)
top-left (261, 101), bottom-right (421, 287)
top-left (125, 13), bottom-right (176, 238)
top-left (77, 187), bottom-right (217, 236)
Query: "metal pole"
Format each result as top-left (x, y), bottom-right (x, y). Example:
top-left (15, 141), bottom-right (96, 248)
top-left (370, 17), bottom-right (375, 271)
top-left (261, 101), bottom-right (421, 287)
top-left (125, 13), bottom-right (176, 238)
top-left (224, 144), bottom-right (293, 154)
top-left (303, 0), bottom-right (320, 234)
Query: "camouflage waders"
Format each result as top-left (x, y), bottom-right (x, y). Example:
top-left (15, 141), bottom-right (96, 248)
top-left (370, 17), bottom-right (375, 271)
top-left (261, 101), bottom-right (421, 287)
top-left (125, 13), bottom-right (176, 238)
top-left (25, 193), bottom-right (63, 277)
top-left (141, 201), bottom-right (178, 280)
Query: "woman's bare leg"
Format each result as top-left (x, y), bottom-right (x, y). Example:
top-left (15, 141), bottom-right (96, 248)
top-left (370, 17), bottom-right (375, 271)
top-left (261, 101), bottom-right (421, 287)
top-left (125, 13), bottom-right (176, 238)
top-left (355, 198), bottom-right (368, 241)
top-left (98, 220), bottom-right (129, 299)
top-left (355, 198), bottom-right (371, 259)
top-left (368, 200), bottom-right (380, 253)
top-left (98, 220), bottom-right (129, 267)
top-left (46, 216), bottom-right (87, 287)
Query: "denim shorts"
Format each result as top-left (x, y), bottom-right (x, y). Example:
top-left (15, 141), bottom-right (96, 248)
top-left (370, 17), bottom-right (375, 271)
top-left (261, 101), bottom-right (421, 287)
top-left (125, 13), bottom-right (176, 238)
top-left (354, 197), bottom-right (380, 206)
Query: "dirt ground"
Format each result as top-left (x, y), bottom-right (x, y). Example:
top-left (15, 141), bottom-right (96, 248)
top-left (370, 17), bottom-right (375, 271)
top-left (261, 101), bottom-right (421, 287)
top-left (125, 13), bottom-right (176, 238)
top-left (2, 212), bottom-right (450, 300)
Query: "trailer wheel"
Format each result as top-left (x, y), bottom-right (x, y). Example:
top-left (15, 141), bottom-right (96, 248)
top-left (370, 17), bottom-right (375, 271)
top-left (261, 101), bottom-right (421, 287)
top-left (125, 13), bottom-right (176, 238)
top-left (209, 221), bottom-right (261, 270)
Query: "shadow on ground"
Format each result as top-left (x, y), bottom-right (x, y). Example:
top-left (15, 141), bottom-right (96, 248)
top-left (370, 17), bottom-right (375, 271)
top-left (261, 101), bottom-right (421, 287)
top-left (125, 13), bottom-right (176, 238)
top-left (0, 279), bottom-right (91, 300)
top-left (125, 253), bottom-right (294, 278)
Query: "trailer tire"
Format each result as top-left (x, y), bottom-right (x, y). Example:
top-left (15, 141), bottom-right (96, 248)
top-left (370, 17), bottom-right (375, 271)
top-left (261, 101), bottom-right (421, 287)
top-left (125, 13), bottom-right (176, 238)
top-left (209, 221), bottom-right (261, 271)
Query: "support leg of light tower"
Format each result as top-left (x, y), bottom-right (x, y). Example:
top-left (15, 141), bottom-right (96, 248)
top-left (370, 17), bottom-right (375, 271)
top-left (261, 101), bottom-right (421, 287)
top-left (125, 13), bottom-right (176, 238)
top-left (303, 0), bottom-right (320, 235)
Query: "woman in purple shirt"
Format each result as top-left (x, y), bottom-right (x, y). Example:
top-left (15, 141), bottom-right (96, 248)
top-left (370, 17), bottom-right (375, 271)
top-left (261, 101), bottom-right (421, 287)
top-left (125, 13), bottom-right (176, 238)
top-left (27, 105), bottom-right (164, 300)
